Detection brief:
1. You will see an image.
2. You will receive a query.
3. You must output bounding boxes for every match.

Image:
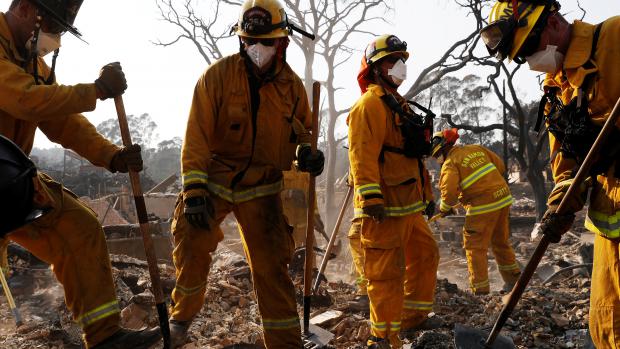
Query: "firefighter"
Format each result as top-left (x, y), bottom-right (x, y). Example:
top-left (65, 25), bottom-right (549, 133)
top-left (431, 129), bottom-right (520, 295)
top-left (168, 0), bottom-right (324, 347)
top-left (482, 1), bottom-right (620, 346)
top-left (347, 170), bottom-right (435, 313)
top-left (348, 34), bottom-right (441, 348)
top-left (0, 1), bottom-right (161, 348)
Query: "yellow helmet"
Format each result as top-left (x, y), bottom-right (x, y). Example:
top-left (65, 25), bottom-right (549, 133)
top-left (235, 0), bottom-right (289, 39)
top-left (431, 129), bottom-right (459, 158)
top-left (481, 0), bottom-right (559, 62)
top-left (364, 34), bottom-right (409, 65)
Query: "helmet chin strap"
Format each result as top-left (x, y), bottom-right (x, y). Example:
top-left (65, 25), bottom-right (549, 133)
top-left (30, 16), bottom-right (41, 85)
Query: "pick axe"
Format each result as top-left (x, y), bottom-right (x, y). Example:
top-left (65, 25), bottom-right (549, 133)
top-left (114, 96), bottom-right (171, 349)
top-left (455, 96), bottom-right (620, 348)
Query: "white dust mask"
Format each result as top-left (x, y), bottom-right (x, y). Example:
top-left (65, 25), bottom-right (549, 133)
top-left (388, 58), bottom-right (407, 85)
top-left (27, 31), bottom-right (61, 57)
top-left (246, 43), bottom-right (277, 69)
top-left (526, 45), bottom-right (565, 74)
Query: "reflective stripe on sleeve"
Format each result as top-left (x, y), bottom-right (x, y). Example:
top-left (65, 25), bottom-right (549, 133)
top-left (356, 183), bottom-right (382, 197)
top-left (182, 170), bottom-right (208, 187)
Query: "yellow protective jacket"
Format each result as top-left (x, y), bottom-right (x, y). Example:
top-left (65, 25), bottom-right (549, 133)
top-left (543, 17), bottom-right (620, 238)
top-left (181, 53), bottom-right (312, 203)
top-left (438, 144), bottom-right (513, 216)
top-left (348, 84), bottom-right (433, 218)
top-left (0, 13), bottom-right (119, 166)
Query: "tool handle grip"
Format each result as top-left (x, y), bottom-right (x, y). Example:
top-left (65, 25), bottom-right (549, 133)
top-left (313, 185), bottom-right (353, 293)
top-left (303, 82), bottom-right (321, 332)
top-left (114, 96), bottom-right (171, 348)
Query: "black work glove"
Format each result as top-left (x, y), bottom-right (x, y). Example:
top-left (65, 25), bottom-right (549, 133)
top-left (95, 62), bottom-right (127, 100)
top-left (295, 144), bottom-right (325, 176)
top-left (539, 205), bottom-right (575, 243)
top-left (363, 204), bottom-right (385, 223)
top-left (183, 189), bottom-right (215, 230)
top-left (425, 201), bottom-right (436, 218)
top-left (110, 144), bottom-right (143, 173)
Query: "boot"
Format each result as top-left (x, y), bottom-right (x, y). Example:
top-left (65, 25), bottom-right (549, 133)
top-left (367, 335), bottom-right (391, 349)
top-left (347, 294), bottom-right (370, 312)
top-left (170, 319), bottom-right (191, 348)
top-left (91, 327), bottom-right (161, 349)
top-left (400, 315), bottom-right (444, 339)
top-left (501, 282), bottom-right (516, 293)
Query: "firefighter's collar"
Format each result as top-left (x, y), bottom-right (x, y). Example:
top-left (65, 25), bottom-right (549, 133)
top-left (563, 20), bottom-right (596, 70)
top-left (367, 84), bottom-right (386, 97)
top-left (0, 13), bottom-right (27, 63)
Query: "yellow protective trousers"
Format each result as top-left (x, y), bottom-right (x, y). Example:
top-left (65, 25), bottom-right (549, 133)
top-left (589, 234), bottom-right (620, 348)
top-left (8, 174), bottom-right (120, 348)
top-left (347, 219), bottom-right (367, 295)
top-left (462, 206), bottom-right (520, 294)
top-left (170, 193), bottom-right (301, 349)
top-left (361, 213), bottom-right (439, 346)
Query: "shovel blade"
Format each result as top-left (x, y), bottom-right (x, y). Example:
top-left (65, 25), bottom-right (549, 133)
top-left (302, 322), bottom-right (334, 348)
top-left (454, 324), bottom-right (515, 349)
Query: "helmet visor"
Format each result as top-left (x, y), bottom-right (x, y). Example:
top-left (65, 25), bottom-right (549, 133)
top-left (480, 19), bottom-right (515, 59)
top-left (240, 6), bottom-right (286, 36)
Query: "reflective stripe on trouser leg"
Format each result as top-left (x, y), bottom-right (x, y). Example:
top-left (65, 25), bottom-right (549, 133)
top-left (7, 177), bottom-right (120, 348)
top-left (589, 234), bottom-right (620, 348)
top-left (489, 206), bottom-right (521, 284)
top-left (348, 220), bottom-right (367, 295)
top-left (361, 217), bottom-right (405, 346)
top-left (463, 210), bottom-right (502, 294)
top-left (171, 194), bottom-right (228, 321)
top-left (402, 213), bottom-right (439, 329)
top-left (234, 195), bottom-right (301, 348)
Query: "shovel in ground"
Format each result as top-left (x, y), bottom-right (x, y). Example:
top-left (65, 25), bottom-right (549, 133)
top-left (301, 82), bottom-right (334, 348)
top-left (454, 96), bottom-right (620, 348)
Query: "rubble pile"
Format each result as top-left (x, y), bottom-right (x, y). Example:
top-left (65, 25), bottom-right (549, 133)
top-left (0, 225), bottom-right (595, 349)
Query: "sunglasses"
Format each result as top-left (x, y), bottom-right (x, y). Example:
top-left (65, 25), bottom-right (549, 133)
top-left (243, 37), bottom-right (277, 46)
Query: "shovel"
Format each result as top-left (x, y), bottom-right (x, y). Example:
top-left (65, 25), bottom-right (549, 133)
top-left (454, 96), bottom-right (620, 349)
top-left (312, 184), bottom-right (353, 294)
top-left (114, 96), bottom-right (171, 348)
top-left (302, 82), bottom-right (334, 348)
